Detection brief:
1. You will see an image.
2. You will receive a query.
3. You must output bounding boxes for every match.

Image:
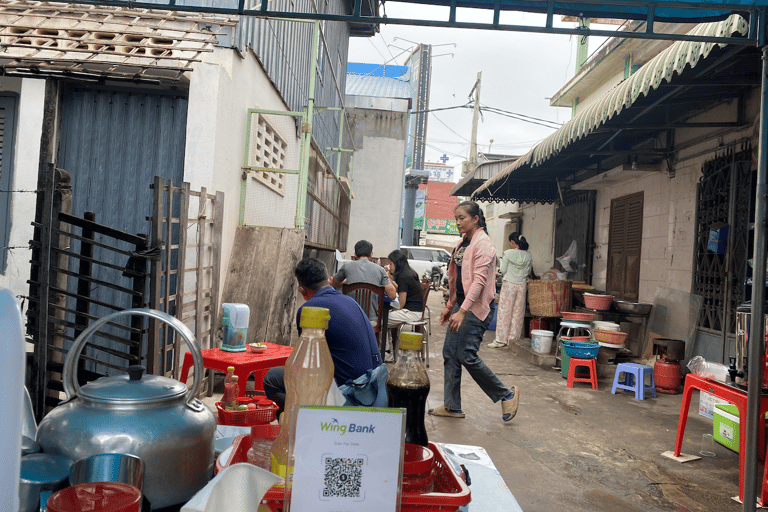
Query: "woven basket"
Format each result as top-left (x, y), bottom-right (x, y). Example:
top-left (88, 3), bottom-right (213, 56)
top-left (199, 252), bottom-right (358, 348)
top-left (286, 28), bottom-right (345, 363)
top-left (528, 279), bottom-right (572, 317)
top-left (593, 329), bottom-right (628, 345)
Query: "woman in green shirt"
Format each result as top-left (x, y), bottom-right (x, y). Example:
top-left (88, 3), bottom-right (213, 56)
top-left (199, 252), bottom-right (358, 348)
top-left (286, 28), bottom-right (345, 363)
top-left (488, 232), bottom-right (532, 348)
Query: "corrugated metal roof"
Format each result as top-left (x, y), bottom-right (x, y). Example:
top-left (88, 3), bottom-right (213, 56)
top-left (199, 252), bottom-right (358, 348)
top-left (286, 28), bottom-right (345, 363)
top-left (475, 13), bottom-right (748, 198)
top-left (345, 73), bottom-right (411, 99)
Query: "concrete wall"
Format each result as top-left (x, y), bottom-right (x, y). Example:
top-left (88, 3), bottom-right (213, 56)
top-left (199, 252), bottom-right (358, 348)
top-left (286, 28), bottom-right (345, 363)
top-left (345, 105), bottom-right (408, 258)
top-left (591, 91), bottom-right (758, 303)
top-left (0, 78), bottom-right (45, 299)
top-left (520, 202), bottom-right (557, 276)
top-left (186, 47), bottom-right (302, 294)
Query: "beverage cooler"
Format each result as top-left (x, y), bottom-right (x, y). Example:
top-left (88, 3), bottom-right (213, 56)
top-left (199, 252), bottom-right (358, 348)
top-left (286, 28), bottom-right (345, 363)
top-left (734, 302), bottom-right (768, 389)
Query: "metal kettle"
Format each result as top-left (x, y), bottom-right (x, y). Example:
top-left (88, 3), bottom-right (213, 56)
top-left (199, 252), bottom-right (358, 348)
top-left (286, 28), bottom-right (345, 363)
top-left (36, 308), bottom-right (216, 509)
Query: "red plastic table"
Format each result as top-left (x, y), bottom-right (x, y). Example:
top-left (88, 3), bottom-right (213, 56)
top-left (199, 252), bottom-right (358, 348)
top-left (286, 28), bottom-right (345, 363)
top-left (180, 343), bottom-right (293, 397)
top-left (673, 373), bottom-right (768, 503)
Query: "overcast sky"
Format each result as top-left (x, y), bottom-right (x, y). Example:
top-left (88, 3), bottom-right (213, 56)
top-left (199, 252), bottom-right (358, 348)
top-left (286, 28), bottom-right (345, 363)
top-left (347, 6), bottom-right (612, 181)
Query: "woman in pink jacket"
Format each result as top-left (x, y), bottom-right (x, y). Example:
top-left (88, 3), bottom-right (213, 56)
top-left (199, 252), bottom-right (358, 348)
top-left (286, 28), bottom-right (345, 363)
top-left (429, 201), bottom-right (520, 422)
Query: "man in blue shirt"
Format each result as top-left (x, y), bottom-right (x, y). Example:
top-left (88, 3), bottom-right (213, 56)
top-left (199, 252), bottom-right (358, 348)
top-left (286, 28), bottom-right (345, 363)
top-left (263, 258), bottom-right (383, 413)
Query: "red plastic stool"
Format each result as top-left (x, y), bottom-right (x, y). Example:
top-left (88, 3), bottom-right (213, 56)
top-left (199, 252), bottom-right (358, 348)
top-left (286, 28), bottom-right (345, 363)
top-left (567, 358), bottom-right (598, 390)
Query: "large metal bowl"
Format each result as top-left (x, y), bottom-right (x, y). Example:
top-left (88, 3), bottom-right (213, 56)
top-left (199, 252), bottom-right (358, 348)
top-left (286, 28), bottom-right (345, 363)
top-left (614, 300), bottom-right (652, 315)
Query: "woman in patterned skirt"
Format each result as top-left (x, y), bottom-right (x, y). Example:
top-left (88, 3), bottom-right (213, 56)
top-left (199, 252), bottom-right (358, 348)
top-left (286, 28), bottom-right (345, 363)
top-left (488, 232), bottom-right (532, 348)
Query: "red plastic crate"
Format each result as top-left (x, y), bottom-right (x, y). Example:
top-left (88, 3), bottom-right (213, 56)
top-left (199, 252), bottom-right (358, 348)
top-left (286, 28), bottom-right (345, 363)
top-left (216, 433), bottom-right (471, 511)
top-left (215, 401), bottom-right (278, 426)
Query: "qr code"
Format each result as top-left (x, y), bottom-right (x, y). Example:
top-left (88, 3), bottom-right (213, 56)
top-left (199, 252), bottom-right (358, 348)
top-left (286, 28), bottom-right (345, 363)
top-left (322, 456), bottom-right (364, 498)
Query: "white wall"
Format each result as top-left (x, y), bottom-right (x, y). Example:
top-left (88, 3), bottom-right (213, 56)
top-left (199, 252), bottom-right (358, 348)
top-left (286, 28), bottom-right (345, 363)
top-left (186, 47), bottom-right (302, 292)
top-left (346, 108), bottom-right (407, 258)
top-left (482, 201), bottom-right (519, 256)
top-left (520, 202), bottom-right (556, 276)
top-left (0, 78), bottom-right (46, 299)
top-left (591, 93), bottom-right (757, 302)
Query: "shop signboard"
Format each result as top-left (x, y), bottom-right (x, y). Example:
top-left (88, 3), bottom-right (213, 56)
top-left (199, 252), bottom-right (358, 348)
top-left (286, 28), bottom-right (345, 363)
top-left (287, 405), bottom-right (405, 512)
top-left (426, 218), bottom-right (459, 234)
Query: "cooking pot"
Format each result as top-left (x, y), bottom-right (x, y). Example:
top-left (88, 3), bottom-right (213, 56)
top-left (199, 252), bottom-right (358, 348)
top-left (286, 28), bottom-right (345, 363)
top-left (36, 308), bottom-right (216, 509)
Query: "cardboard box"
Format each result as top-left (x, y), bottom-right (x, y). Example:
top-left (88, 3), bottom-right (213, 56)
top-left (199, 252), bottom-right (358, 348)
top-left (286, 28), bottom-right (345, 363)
top-left (699, 390), bottom-right (729, 420)
top-left (708, 223), bottom-right (729, 253)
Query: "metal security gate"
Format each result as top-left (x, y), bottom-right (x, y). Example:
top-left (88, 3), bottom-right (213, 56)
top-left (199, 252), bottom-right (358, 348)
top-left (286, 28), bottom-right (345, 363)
top-left (694, 143), bottom-right (754, 335)
top-left (554, 191), bottom-right (595, 284)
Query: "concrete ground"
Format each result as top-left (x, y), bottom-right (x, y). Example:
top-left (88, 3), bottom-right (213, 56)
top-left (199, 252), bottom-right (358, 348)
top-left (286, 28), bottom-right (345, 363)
top-left (204, 290), bottom-right (748, 512)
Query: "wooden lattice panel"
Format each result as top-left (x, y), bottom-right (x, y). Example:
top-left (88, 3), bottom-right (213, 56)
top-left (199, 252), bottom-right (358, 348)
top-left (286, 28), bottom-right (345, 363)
top-left (0, 1), bottom-right (236, 82)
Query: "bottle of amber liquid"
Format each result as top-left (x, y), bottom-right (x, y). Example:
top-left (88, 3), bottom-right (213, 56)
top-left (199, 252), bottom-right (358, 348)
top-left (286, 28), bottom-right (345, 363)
top-left (269, 307), bottom-right (334, 477)
top-left (386, 332), bottom-right (430, 447)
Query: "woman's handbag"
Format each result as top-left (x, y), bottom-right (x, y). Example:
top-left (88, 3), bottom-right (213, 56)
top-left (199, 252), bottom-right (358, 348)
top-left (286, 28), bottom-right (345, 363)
top-left (338, 364), bottom-right (390, 407)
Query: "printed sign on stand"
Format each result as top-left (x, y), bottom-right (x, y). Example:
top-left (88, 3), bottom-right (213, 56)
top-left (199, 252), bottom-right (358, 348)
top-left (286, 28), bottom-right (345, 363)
top-left (286, 406), bottom-right (405, 512)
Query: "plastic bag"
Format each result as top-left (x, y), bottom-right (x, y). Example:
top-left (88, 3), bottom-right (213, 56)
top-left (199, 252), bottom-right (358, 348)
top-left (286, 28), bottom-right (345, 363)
top-left (557, 241), bottom-right (578, 273)
top-left (686, 355), bottom-right (728, 383)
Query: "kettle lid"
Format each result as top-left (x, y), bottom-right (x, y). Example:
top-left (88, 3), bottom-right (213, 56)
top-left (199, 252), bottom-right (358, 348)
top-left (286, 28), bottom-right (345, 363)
top-left (79, 366), bottom-right (186, 403)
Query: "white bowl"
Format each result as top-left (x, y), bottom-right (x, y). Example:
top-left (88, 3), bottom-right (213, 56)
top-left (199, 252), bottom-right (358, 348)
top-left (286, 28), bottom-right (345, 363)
top-left (592, 321), bottom-right (620, 331)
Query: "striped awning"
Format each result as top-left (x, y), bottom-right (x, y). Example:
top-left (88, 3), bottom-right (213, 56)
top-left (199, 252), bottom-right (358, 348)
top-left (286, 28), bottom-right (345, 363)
top-left (473, 14), bottom-right (752, 204)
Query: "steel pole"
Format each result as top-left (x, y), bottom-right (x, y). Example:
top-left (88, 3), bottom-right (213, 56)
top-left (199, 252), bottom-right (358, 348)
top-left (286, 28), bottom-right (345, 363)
top-left (296, 20), bottom-right (319, 229)
top-left (744, 44), bottom-right (768, 511)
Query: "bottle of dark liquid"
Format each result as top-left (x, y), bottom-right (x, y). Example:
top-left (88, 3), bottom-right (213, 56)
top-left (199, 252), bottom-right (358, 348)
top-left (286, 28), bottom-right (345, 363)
top-left (386, 332), bottom-right (430, 447)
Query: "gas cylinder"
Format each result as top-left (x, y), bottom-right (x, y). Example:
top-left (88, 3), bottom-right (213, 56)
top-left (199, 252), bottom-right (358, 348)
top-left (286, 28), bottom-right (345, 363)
top-left (654, 358), bottom-right (681, 394)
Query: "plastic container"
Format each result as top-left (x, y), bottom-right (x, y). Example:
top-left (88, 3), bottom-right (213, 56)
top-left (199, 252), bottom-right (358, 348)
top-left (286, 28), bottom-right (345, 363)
top-left (402, 443), bottom-right (435, 493)
top-left (561, 312), bottom-right (594, 322)
top-left (221, 303), bottom-right (250, 352)
top-left (562, 341), bottom-right (600, 359)
top-left (592, 321), bottom-right (620, 331)
top-left (687, 355), bottom-right (728, 383)
top-left (583, 293), bottom-right (614, 311)
top-left (218, 435), bottom-right (471, 512)
top-left (387, 332), bottom-right (430, 447)
top-left (530, 329), bottom-right (554, 354)
top-left (593, 329), bottom-right (628, 345)
top-left (47, 482), bottom-right (142, 512)
top-left (269, 307), bottom-right (334, 477)
top-left (216, 401), bottom-right (278, 426)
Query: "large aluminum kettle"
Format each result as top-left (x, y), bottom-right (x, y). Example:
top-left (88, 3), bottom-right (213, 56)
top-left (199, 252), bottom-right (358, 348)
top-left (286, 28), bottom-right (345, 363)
top-left (36, 309), bottom-right (216, 509)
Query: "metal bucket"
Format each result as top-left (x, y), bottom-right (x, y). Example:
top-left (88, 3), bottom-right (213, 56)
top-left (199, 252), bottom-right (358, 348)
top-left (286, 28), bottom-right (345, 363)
top-left (69, 453), bottom-right (145, 491)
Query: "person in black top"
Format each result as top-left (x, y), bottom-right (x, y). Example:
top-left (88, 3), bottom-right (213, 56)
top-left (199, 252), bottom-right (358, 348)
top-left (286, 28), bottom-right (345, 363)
top-left (386, 250), bottom-right (425, 357)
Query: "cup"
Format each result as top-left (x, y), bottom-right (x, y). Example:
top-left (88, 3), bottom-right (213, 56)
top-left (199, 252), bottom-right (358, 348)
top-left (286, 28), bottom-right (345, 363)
top-left (700, 433), bottom-right (716, 457)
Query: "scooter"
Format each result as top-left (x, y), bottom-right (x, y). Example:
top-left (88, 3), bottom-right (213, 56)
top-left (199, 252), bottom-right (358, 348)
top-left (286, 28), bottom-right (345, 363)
top-left (429, 265), bottom-right (442, 291)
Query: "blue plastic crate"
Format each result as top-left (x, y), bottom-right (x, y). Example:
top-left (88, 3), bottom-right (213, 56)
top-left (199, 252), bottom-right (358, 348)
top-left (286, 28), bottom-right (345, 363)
top-left (562, 341), bottom-right (600, 359)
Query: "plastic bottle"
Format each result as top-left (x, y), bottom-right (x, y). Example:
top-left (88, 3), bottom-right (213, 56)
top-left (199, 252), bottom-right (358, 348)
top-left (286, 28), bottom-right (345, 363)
top-left (247, 430), bottom-right (274, 470)
top-left (223, 375), bottom-right (240, 411)
top-left (269, 307), bottom-right (335, 477)
top-left (386, 332), bottom-right (430, 447)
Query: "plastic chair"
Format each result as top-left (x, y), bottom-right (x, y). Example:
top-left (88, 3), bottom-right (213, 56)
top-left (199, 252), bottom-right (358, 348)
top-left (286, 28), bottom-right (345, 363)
top-left (611, 363), bottom-right (656, 400)
top-left (420, 278), bottom-right (432, 335)
top-left (391, 281), bottom-right (432, 367)
top-left (567, 358), bottom-right (598, 390)
top-left (342, 282), bottom-right (387, 362)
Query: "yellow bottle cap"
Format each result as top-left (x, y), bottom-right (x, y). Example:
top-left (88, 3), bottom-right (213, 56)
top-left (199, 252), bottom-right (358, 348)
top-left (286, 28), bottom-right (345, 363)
top-left (300, 307), bottom-right (331, 329)
top-left (232, 375), bottom-right (239, 381)
top-left (399, 332), bottom-right (423, 351)
top-left (227, 366), bottom-right (235, 373)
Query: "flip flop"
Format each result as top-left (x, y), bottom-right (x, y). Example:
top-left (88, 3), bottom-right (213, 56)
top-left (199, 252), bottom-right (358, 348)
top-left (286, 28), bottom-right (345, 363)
top-left (487, 341), bottom-right (507, 348)
top-left (428, 405), bottom-right (465, 418)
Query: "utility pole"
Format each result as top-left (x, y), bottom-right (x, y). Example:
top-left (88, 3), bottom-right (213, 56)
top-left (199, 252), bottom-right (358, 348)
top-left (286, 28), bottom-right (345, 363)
top-left (465, 71), bottom-right (482, 178)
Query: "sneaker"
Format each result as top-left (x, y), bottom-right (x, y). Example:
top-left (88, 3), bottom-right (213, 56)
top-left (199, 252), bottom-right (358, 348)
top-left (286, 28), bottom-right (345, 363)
top-left (501, 386), bottom-right (519, 422)
top-left (428, 405), bottom-right (465, 418)
top-left (487, 341), bottom-right (507, 348)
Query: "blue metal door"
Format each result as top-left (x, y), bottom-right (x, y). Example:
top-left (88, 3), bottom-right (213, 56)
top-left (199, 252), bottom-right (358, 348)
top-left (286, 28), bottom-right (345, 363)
top-left (57, 85), bottom-right (188, 369)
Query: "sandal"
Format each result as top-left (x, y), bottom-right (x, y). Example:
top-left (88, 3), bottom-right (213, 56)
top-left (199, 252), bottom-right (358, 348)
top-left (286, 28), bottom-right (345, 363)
top-left (487, 341), bottom-right (507, 348)
top-left (428, 405), bottom-right (465, 418)
top-left (501, 386), bottom-right (519, 422)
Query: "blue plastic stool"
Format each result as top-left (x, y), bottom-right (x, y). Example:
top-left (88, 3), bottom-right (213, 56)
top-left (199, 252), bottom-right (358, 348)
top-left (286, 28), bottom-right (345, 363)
top-left (611, 363), bottom-right (656, 400)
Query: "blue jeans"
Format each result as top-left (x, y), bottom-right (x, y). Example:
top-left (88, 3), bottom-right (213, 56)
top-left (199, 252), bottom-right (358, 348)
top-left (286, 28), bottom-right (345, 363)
top-left (442, 304), bottom-right (511, 411)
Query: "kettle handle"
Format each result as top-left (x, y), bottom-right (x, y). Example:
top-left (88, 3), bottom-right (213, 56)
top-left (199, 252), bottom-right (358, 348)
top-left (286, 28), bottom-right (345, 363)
top-left (62, 308), bottom-right (206, 412)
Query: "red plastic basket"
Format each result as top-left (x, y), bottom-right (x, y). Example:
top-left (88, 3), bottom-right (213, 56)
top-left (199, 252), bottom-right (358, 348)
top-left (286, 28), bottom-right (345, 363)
top-left (583, 293), bottom-right (614, 311)
top-left (215, 401), bottom-right (278, 426)
top-left (561, 311), bottom-right (594, 322)
top-left (217, 434), bottom-right (471, 511)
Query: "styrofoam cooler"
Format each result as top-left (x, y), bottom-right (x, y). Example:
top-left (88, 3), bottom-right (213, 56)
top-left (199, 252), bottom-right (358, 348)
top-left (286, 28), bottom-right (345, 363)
top-left (221, 303), bottom-right (250, 352)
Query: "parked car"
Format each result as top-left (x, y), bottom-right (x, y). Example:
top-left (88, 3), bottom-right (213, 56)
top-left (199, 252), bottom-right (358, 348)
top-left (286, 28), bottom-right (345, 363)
top-left (399, 246), bottom-right (451, 283)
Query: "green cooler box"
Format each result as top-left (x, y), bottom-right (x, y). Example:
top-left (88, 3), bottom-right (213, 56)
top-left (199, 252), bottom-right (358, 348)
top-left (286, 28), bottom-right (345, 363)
top-left (713, 404), bottom-right (768, 452)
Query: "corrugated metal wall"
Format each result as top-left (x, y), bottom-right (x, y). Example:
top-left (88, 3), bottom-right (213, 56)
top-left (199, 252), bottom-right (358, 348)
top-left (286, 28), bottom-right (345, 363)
top-left (57, 85), bottom-right (188, 369)
top-left (234, 0), bottom-right (351, 178)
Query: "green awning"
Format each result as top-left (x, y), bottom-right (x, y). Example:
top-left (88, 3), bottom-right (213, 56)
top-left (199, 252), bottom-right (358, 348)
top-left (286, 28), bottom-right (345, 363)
top-left (473, 14), bottom-right (751, 204)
